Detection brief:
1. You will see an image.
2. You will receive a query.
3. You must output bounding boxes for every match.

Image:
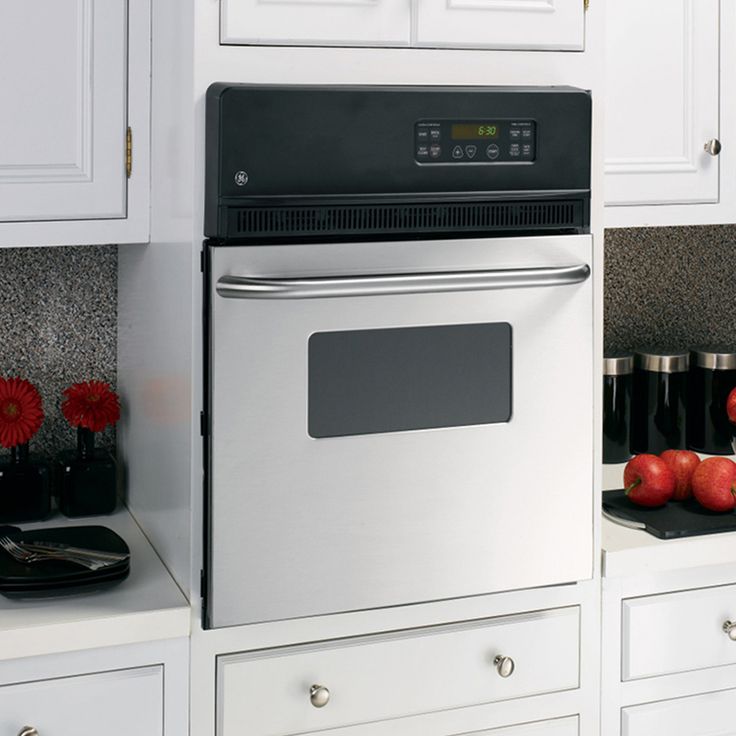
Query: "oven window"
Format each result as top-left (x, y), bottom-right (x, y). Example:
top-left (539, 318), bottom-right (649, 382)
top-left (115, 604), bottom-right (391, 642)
top-left (308, 323), bottom-right (512, 438)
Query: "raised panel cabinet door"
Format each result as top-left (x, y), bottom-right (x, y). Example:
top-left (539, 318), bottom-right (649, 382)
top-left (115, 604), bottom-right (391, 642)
top-left (0, 666), bottom-right (163, 736)
top-left (605, 0), bottom-right (720, 206)
top-left (221, 0), bottom-right (410, 46)
top-left (0, 0), bottom-right (128, 222)
top-left (622, 688), bottom-right (736, 736)
top-left (414, 0), bottom-right (584, 50)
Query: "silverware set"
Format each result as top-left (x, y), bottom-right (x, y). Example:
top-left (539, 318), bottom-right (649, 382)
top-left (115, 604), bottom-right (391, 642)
top-left (0, 535), bottom-right (128, 571)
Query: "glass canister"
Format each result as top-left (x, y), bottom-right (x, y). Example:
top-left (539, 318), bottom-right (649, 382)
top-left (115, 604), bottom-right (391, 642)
top-left (687, 348), bottom-right (736, 455)
top-left (602, 354), bottom-right (633, 464)
top-left (631, 349), bottom-right (689, 454)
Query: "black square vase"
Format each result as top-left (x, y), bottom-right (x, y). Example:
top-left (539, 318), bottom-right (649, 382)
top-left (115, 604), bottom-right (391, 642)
top-left (0, 454), bottom-right (52, 523)
top-left (56, 448), bottom-right (118, 517)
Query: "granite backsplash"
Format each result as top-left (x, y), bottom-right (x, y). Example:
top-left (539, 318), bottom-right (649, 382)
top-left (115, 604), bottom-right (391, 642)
top-left (604, 225), bottom-right (736, 356)
top-left (0, 245), bottom-right (117, 459)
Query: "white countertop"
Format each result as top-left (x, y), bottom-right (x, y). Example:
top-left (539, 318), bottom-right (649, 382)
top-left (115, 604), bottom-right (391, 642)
top-left (0, 507), bottom-right (190, 661)
top-left (602, 461), bottom-right (736, 578)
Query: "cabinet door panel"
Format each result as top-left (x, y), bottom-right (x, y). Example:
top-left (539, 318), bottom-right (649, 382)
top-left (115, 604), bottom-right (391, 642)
top-left (0, 0), bottom-right (128, 222)
top-left (414, 0), bottom-right (584, 50)
top-left (604, 0), bottom-right (719, 206)
top-left (221, 0), bottom-right (410, 46)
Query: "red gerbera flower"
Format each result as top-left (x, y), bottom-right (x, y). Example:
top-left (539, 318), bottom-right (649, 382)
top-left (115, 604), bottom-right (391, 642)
top-left (0, 377), bottom-right (45, 449)
top-left (62, 380), bottom-right (121, 433)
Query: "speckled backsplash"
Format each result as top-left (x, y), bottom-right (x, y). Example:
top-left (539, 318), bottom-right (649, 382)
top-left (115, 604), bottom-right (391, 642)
top-left (0, 245), bottom-right (117, 458)
top-left (604, 225), bottom-right (736, 356)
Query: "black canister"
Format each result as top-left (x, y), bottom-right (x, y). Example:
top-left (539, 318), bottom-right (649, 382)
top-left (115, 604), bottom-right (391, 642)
top-left (687, 349), bottom-right (736, 454)
top-left (631, 350), bottom-right (689, 454)
top-left (603, 354), bottom-right (633, 464)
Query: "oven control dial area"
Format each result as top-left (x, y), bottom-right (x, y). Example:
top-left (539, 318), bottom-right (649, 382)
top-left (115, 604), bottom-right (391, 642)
top-left (415, 120), bottom-right (536, 164)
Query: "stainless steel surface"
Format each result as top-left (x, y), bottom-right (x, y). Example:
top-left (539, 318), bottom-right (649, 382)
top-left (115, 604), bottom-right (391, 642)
top-left (309, 685), bottom-right (330, 708)
top-left (603, 355), bottom-right (634, 376)
top-left (691, 349), bottom-right (736, 371)
top-left (634, 351), bottom-right (689, 374)
top-left (705, 139), bottom-right (722, 156)
top-left (602, 509), bottom-right (646, 531)
top-left (723, 621), bottom-right (736, 641)
top-left (0, 536), bottom-right (111, 571)
top-left (17, 728), bottom-right (39, 736)
top-left (216, 263), bottom-right (590, 300)
top-left (208, 235), bottom-right (595, 628)
top-left (494, 655), bottom-right (515, 677)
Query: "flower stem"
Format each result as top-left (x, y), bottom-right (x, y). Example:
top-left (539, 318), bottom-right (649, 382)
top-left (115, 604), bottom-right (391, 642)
top-left (10, 443), bottom-right (29, 465)
top-left (77, 427), bottom-right (95, 460)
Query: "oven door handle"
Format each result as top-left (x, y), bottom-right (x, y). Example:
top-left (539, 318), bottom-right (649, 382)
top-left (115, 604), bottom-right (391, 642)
top-left (215, 263), bottom-right (590, 300)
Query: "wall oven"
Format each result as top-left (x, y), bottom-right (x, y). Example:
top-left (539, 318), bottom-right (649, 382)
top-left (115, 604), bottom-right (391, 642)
top-left (204, 84), bottom-right (593, 630)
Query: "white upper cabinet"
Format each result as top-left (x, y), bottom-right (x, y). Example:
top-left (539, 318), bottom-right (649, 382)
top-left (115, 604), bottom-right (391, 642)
top-left (220, 0), bottom-right (584, 49)
top-left (414, 0), bottom-right (585, 51)
top-left (220, 0), bottom-right (411, 46)
top-left (0, 0), bottom-right (150, 246)
top-left (604, 0), bottom-right (720, 214)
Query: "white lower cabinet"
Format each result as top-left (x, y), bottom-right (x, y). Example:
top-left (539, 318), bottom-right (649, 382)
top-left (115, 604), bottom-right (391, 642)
top-left (217, 606), bottom-right (580, 736)
top-left (0, 665), bottom-right (162, 736)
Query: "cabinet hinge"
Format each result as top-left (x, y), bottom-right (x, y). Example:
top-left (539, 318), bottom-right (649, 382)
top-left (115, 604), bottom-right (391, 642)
top-left (126, 126), bottom-right (133, 178)
top-left (583, 0), bottom-right (589, 10)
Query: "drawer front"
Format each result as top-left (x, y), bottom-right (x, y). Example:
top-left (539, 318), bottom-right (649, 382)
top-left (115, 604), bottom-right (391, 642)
top-left (622, 688), bottom-right (736, 736)
top-left (623, 584), bottom-right (736, 680)
top-left (469, 717), bottom-right (578, 736)
top-left (0, 666), bottom-right (162, 736)
top-left (218, 607), bottom-right (580, 736)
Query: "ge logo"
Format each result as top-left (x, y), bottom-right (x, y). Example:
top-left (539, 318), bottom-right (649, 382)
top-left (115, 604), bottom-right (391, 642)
top-left (234, 171), bottom-right (249, 186)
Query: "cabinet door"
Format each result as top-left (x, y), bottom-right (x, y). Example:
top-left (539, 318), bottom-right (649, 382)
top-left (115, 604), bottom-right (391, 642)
top-left (0, 0), bottom-right (128, 222)
top-left (622, 688), bottom-right (736, 736)
top-left (604, 0), bottom-right (720, 207)
top-left (414, 0), bottom-right (584, 50)
top-left (221, 0), bottom-right (410, 46)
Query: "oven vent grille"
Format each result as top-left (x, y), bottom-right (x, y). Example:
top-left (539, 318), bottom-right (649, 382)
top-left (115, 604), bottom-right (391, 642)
top-left (225, 200), bottom-right (586, 240)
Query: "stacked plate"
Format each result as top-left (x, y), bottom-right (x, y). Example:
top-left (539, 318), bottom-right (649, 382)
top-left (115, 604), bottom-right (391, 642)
top-left (0, 525), bottom-right (130, 594)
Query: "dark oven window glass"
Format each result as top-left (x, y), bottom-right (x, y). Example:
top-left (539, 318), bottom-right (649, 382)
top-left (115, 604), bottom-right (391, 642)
top-left (308, 323), bottom-right (512, 438)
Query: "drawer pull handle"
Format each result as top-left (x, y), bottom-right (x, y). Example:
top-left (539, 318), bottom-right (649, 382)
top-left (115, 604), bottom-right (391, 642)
top-left (723, 621), bottom-right (736, 640)
top-left (494, 655), bottom-right (515, 678)
top-left (310, 684), bottom-right (330, 708)
top-left (18, 728), bottom-right (39, 736)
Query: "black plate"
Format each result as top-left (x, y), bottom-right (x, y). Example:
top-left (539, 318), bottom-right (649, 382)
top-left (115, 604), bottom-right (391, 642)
top-left (0, 525), bottom-right (130, 592)
top-left (603, 489), bottom-right (736, 539)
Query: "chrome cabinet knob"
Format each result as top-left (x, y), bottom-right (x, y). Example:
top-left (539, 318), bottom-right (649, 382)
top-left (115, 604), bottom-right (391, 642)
top-left (723, 621), bottom-right (736, 640)
top-left (494, 655), bottom-right (515, 678)
top-left (705, 139), bottom-right (722, 156)
top-left (18, 728), bottom-right (39, 736)
top-left (310, 684), bottom-right (330, 708)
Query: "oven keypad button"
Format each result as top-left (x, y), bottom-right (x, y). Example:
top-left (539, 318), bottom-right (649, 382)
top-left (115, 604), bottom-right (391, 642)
top-left (430, 145), bottom-right (442, 159)
top-left (465, 145), bottom-right (477, 159)
top-left (416, 144), bottom-right (430, 159)
top-left (486, 144), bottom-right (500, 160)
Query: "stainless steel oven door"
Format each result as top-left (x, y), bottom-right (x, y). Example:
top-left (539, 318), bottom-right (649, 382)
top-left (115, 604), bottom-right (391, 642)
top-left (207, 234), bottom-right (594, 629)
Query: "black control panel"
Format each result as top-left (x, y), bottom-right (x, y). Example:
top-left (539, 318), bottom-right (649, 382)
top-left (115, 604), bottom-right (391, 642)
top-left (415, 120), bottom-right (536, 164)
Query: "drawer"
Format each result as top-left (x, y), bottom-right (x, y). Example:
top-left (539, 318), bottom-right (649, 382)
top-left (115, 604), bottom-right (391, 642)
top-left (217, 606), bottom-right (580, 736)
top-left (0, 666), bottom-right (162, 736)
top-left (622, 583), bottom-right (736, 680)
top-left (479, 717), bottom-right (578, 736)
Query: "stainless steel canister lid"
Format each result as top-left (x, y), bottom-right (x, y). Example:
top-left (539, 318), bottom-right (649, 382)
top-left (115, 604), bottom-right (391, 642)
top-left (603, 354), bottom-right (634, 376)
top-left (634, 349), bottom-right (689, 374)
top-left (690, 348), bottom-right (736, 370)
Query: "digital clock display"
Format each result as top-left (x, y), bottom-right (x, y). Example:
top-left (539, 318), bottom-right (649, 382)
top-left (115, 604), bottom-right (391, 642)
top-left (451, 123), bottom-right (499, 140)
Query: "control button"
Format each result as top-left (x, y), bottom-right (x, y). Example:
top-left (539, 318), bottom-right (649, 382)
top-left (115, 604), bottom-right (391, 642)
top-left (465, 145), bottom-right (477, 159)
top-left (486, 144), bottom-right (500, 160)
top-left (416, 144), bottom-right (430, 159)
top-left (522, 128), bottom-right (533, 139)
top-left (509, 129), bottom-right (521, 139)
top-left (430, 128), bottom-right (441, 141)
top-left (416, 129), bottom-right (430, 141)
top-left (509, 143), bottom-right (521, 158)
top-left (521, 143), bottom-right (533, 158)
top-left (452, 145), bottom-right (464, 160)
top-left (430, 145), bottom-right (442, 159)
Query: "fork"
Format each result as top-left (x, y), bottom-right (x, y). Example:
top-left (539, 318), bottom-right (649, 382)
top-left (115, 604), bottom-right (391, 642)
top-left (0, 536), bottom-right (108, 571)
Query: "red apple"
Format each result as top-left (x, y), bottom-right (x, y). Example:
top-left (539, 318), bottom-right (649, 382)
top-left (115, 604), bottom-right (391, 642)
top-left (659, 449), bottom-right (701, 501)
top-left (623, 454), bottom-right (676, 507)
top-left (727, 387), bottom-right (736, 424)
top-left (692, 457), bottom-right (736, 512)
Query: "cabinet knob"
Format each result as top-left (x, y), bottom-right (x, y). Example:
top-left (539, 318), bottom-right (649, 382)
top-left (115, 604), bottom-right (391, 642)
top-left (17, 728), bottom-right (39, 736)
top-left (310, 684), bottom-right (330, 708)
top-left (494, 654), bottom-right (515, 678)
top-left (705, 139), bottom-right (722, 156)
top-left (723, 620), bottom-right (736, 640)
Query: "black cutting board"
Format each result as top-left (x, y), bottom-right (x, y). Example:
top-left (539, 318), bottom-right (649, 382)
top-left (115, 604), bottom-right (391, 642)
top-left (603, 490), bottom-right (736, 539)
